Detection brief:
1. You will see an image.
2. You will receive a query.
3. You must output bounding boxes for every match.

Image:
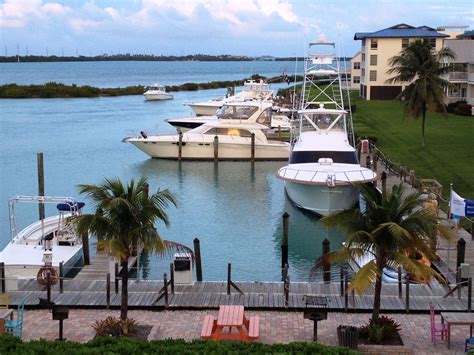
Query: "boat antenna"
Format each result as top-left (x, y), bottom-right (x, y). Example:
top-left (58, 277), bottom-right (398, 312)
top-left (292, 24), bottom-right (301, 111)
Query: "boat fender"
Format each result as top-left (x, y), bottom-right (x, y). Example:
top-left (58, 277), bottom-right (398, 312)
top-left (37, 266), bottom-right (58, 285)
top-left (140, 131), bottom-right (148, 139)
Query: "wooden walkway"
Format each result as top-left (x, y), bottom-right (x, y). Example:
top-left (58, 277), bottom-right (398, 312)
top-left (75, 252), bottom-right (139, 280)
top-left (7, 280), bottom-right (469, 312)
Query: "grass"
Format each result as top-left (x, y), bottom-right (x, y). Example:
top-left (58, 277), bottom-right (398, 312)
top-left (353, 98), bottom-right (474, 199)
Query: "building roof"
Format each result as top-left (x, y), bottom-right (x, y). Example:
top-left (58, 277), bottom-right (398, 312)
top-left (354, 23), bottom-right (449, 40)
top-left (444, 40), bottom-right (474, 63)
top-left (351, 51), bottom-right (361, 60)
top-left (457, 30), bottom-right (474, 39)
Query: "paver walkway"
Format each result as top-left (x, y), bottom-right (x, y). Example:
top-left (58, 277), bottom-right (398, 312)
top-left (19, 309), bottom-right (470, 354)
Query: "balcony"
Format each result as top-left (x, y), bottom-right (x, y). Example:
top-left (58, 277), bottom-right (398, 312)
top-left (469, 73), bottom-right (474, 83)
top-left (448, 72), bottom-right (468, 82)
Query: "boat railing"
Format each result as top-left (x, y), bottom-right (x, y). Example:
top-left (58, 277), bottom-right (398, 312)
top-left (279, 166), bottom-right (376, 184)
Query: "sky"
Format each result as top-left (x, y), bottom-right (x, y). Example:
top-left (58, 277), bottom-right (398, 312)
top-left (1, 0), bottom-right (473, 57)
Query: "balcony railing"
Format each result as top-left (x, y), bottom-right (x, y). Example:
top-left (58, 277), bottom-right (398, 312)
top-left (448, 72), bottom-right (468, 81)
top-left (469, 73), bottom-right (474, 83)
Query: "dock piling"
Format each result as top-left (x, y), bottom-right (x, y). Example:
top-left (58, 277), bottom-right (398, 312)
top-left (114, 263), bottom-right (119, 294)
top-left (0, 262), bottom-right (4, 293)
top-left (405, 274), bottom-right (410, 313)
top-left (46, 272), bottom-right (51, 304)
top-left (281, 212), bottom-right (289, 268)
top-left (340, 264), bottom-right (344, 296)
top-left (398, 266), bottom-right (402, 298)
top-left (59, 262), bottom-right (64, 293)
top-left (227, 263), bottom-right (231, 295)
top-left (193, 238), bottom-right (203, 281)
top-left (468, 277), bottom-right (472, 312)
top-left (213, 136), bottom-right (219, 161)
top-left (178, 131), bottom-right (183, 161)
top-left (163, 273), bottom-right (169, 306)
top-left (322, 239), bottom-right (331, 283)
top-left (456, 237), bottom-right (466, 269)
top-left (37, 152), bottom-right (45, 220)
top-left (250, 133), bottom-right (255, 161)
top-left (106, 273), bottom-right (110, 308)
top-left (344, 275), bottom-right (348, 311)
top-left (284, 275), bottom-right (290, 308)
top-left (169, 263), bottom-right (174, 294)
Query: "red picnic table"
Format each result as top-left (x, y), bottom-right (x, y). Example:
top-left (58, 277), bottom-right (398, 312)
top-left (201, 305), bottom-right (259, 341)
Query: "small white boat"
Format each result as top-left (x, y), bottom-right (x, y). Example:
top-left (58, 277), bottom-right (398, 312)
top-left (276, 41), bottom-right (376, 216)
top-left (186, 80), bottom-right (273, 116)
top-left (0, 195), bottom-right (89, 288)
top-left (124, 102), bottom-right (290, 160)
top-left (143, 84), bottom-right (173, 101)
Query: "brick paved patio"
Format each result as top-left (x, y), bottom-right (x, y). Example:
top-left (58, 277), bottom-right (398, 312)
top-left (19, 309), bottom-right (470, 354)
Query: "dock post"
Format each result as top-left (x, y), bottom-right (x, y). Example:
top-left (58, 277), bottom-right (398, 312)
top-left (281, 212), bottom-right (289, 269)
top-left (59, 262), bottom-right (64, 294)
top-left (114, 263), bottom-right (119, 294)
top-left (340, 264), bottom-right (344, 296)
top-left (227, 263), bottom-right (231, 295)
top-left (457, 267), bottom-right (462, 300)
top-left (142, 182), bottom-right (149, 197)
top-left (284, 275), bottom-right (290, 308)
top-left (82, 233), bottom-right (90, 265)
top-left (106, 273), bottom-right (110, 308)
top-left (456, 237), bottom-right (466, 269)
top-left (163, 273), bottom-right (169, 307)
top-left (213, 135), bottom-right (219, 161)
top-left (37, 152), bottom-right (45, 220)
top-left (405, 274), bottom-right (410, 313)
top-left (0, 262), bottom-right (4, 293)
top-left (282, 263), bottom-right (288, 282)
top-left (278, 125), bottom-right (282, 141)
top-left (250, 133), bottom-right (255, 161)
top-left (46, 272), bottom-right (51, 304)
top-left (322, 238), bottom-right (331, 283)
top-left (193, 238), bottom-right (203, 281)
top-left (169, 263), bottom-right (174, 294)
top-left (344, 275), bottom-right (348, 311)
top-left (381, 171), bottom-right (387, 197)
top-left (178, 131), bottom-right (183, 161)
top-left (468, 277), bottom-right (472, 312)
top-left (398, 266), bottom-right (402, 298)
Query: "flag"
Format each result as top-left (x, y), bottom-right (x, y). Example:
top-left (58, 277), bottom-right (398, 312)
top-left (450, 190), bottom-right (466, 217)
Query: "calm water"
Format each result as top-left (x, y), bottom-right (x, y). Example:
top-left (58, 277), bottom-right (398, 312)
top-left (0, 61), bottom-right (345, 281)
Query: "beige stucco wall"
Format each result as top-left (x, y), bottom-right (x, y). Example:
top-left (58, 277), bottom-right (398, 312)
top-left (360, 37), bottom-right (444, 99)
top-left (350, 52), bottom-right (362, 90)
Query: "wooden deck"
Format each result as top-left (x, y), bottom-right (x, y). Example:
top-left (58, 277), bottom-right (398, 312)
top-left (7, 279), bottom-right (469, 312)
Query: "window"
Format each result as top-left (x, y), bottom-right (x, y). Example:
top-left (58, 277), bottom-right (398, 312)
top-left (369, 70), bottom-right (377, 81)
top-left (204, 128), bottom-right (252, 137)
top-left (216, 105), bottom-right (258, 120)
top-left (353, 76), bottom-right (360, 84)
top-left (370, 39), bottom-right (378, 50)
top-left (402, 38), bottom-right (409, 49)
top-left (361, 53), bottom-right (366, 62)
top-left (430, 38), bottom-right (436, 48)
top-left (370, 55), bottom-right (377, 66)
top-left (361, 68), bottom-right (366, 77)
top-left (353, 62), bottom-right (360, 70)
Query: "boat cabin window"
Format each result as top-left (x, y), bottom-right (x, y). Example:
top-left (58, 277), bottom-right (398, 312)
top-left (255, 108), bottom-right (272, 125)
top-left (301, 112), bottom-right (345, 131)
top-left (204, 127), bottom-right (252, 137)
top-left (289, 151), bottom-right (358, 164)
top-left (216, 105), bottom-right (258, 120)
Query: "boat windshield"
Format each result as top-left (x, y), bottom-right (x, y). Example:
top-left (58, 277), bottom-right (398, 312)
top-left (148, 86), bottom-right (165, 91)
top-left (300, 112), bottom-right (345, 132)
top-left (203, 127), bottom-right (252, 137)
top-left (216, 105), bottom-right (258, 120)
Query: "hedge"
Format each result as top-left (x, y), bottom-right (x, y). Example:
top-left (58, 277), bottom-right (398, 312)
top-left (0, 335), bottom-right (358, 354)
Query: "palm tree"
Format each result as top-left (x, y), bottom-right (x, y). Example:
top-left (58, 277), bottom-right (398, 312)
top-left (386, 39), bottom-right (455, 147)
top-left (320, 183), bottom-right (450, 320)
top-left (76, 177), bottom-right (191, 321)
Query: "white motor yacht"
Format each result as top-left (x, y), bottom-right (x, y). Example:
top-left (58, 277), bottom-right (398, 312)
top-left (0, 196), bottom-right (89, 288)
top-left (124, 102), bottom-right (290, 160)
top-left (143, 84), bottom-right (173, 101)
top-left (186, 79), bottom-right (273, 116)
top-left (276, 41), bottom-right (376, 216)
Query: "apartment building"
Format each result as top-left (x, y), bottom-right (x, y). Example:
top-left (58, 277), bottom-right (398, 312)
top-left (354, 24), bottom-right (448, 100)
top-left (350, 51), bottom-right (361, 90)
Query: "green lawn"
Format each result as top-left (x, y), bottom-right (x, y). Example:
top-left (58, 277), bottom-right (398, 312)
top-left (353, 98), bottom-right (474, 199)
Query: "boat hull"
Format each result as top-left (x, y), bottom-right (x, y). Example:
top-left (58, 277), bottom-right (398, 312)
top-left (128, 140), bottom-right (289, 160)
top-left (144, 93), bottom-right (173, 101)
top-left (187, 103), bottom-right (221, 116)
top-left (284, 181), bottom-right (359, 216)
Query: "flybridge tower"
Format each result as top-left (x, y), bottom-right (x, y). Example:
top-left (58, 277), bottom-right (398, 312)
top-left (298, 40), bottom-right (355, 147)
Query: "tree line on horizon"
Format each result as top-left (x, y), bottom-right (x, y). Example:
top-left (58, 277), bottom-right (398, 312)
top-left (0, 53), bottom-right (352, 63)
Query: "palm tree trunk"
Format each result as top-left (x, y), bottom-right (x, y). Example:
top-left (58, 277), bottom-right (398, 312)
top-left (120, 259), bottom-right (129, 321)
top-left (372, 266), bottom-right (384, 320)
top-left (421, 102), bottom-right (426, 147)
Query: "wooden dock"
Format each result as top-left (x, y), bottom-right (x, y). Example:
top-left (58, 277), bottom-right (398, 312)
top-left (7, 279), bottom-right (469, 312)
top-left (75, 251), bottom-right (140, 280)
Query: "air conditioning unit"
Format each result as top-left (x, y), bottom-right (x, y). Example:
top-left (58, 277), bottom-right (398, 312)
top-left (173, 253), bottom-right (193, 285)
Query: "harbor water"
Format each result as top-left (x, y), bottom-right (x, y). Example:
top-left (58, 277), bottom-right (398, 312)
top-left (0, 61), bottom-right (345, 281)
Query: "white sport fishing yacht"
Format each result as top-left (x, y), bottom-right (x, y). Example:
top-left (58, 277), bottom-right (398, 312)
top-left (0, 196), bottom-right (88, 288)
top-left (124, 102), bottom-right (290, 160)
top-left (186, 79), bottom-right (273, 116)
top-left (276, 41), bottom-right (376, 216)
top-left (143, 84), bottom-right (173, 101)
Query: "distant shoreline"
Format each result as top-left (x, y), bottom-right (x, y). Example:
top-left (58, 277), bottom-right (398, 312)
top-left (0, 54), bottom-right (351, 63)
top-left (0, 74), bottom-right (303, 99)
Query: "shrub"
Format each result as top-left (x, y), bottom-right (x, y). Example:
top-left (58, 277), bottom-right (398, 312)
top-left (92, 316), bottom-right (137, 337)
top-left (359, 315), bottom-right (401, 344)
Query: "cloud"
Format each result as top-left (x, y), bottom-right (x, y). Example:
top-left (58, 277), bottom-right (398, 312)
top-left (69, 18), bottom-right (100, 32)
top-left (0, 0), bottom-right (71, 28)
